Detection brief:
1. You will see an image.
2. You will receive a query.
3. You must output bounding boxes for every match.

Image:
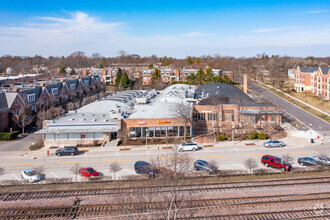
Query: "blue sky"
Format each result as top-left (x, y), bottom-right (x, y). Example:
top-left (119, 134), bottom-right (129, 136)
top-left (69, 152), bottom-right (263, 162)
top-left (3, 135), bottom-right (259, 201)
top-left (0, 0), bottom-right (329, 58)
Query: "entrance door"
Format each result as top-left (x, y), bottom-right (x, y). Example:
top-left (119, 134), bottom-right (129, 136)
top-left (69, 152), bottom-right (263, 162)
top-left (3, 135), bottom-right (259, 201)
top-left (111, 132), bottom-right (117, 140)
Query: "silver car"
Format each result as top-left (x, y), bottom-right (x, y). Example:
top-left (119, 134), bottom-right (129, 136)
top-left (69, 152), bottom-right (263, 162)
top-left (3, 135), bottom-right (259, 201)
top-left (263, 140), bottom-right (285, 148)
top-left (312, 156), bottom-right (330, 166)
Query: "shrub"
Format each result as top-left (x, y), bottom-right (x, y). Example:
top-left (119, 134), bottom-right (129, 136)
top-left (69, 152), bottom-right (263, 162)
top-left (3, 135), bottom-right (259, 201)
top-left (0, 131), bottom-right (19, 140)
top-left (29, 139), bottom-right (44, 151)
top-left (248, 132), bottom-right (258, 140)
top-left (217, 135), bottom-right (227, 141)
top-left (258, 133), bottom-right (267, 139)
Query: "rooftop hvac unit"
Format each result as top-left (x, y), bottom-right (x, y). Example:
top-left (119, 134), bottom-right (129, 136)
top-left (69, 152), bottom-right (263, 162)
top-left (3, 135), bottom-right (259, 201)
top-left (109, 112), bottom-right (121, 119)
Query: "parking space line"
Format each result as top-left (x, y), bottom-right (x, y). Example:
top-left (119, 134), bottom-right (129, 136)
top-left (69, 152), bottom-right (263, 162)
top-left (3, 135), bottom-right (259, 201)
top-left (49, 171), bottom-right (59, 178)
top-left (12, 173), bottom-right (24, 184)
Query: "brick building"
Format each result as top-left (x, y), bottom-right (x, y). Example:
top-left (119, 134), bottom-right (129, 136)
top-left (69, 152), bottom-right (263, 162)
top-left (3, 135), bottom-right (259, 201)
top-left (0, 93), bottom-right (9, 132)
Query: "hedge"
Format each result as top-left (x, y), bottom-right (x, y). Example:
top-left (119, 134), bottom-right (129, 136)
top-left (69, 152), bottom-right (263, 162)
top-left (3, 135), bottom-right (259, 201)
top-left (0, 131), bottom-right (19, 140)
top-left (248, 132), bottom-right (267, 140)
top-left (217, 135), bottom-right (227, 141)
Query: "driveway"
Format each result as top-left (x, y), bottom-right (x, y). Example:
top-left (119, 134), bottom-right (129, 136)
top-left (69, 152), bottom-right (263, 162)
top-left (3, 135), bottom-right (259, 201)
top-left (0, 133), bottom-right (42, 152)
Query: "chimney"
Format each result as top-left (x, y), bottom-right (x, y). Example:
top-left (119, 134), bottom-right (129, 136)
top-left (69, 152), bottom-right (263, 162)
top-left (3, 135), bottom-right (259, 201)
top-left (39, 81), bottom-right (45, 86)
top-left (82, 68), bottom-right (87, 76)
top-left (243, 74), bottom-right (248, 94)
top-left (60, 78), bottom-right (65, 82)
top-left (13, 87), bottom-right (20, 92)
top-left (76, 75), bottom-right (80, 79)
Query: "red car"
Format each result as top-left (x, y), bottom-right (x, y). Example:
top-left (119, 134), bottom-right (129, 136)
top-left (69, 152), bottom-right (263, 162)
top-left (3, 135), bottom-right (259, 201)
top-left (261, 155), bottom-right (292, 172)
top-left (79, 167), bottom-right (100, 177)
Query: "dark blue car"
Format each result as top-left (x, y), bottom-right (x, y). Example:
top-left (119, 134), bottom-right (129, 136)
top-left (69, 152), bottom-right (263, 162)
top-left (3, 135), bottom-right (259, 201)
top-left (298, 157), bottom-right (322, 166)
top-left (134, 161), bottom-right (159, 177)
top-left (194, 160), bottom-right (216, 174)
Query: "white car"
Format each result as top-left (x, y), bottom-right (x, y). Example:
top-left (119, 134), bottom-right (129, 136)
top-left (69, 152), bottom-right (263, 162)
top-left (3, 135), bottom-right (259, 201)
top-left (312, 156), bottom-right (330, 166)
top-left (21, 169), bottom-right (41, 183)
top-left (177, 142), bottom-right (199, 152)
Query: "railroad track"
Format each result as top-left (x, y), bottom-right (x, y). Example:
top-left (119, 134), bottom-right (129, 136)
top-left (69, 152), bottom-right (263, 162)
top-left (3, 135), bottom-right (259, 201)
top-left (0, 192), bottom-right (329, 219)
top-left (1, 176), bottom-right (329, 201)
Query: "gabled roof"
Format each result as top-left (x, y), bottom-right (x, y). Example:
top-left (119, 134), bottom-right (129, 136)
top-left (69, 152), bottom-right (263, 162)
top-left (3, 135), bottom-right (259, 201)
top-left (45, 82), bottom-right (63, 96)
top-left (0, 92), bottom-right (9, 111)
top-left (299, 66), bottom-right (319, 73)
top-left (319, 67), bottom-right (330, 76)
top-left (5, 92), bottom-right (18, 107)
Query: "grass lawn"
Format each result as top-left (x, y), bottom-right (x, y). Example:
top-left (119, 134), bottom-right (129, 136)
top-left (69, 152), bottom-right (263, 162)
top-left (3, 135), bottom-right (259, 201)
top-left (259, 82), bottom-right (330, 123)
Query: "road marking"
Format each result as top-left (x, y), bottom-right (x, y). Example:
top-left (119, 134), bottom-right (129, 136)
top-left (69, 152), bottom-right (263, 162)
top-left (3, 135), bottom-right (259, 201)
top-left (12, 173), bottom-right (24, 184)
top-left (0, 150), bottom-right (317, 168)
top-left (49, 171), bottom-right (59, 178)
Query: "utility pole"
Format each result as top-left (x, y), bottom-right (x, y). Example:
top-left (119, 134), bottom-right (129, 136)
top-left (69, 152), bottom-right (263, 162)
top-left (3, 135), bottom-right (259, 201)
top-left (232, 125), bottom-right (235, 146)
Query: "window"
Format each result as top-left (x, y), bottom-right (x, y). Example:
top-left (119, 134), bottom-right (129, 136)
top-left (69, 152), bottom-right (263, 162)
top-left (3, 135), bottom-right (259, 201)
top-left (148, 127), bottom-right (155, 137)
top-left (84, 80), bottom-right (89, 86)
top-left (242, 114), bottom-right (255, 123)
top-left (223, 110), bottom-right (234, 121)
top-left (27, 94), bottom-right (35, 102)
top-left (208, 113), bottom-right (217, 121)
top-left (70, 84), bottom-right (75, 90)
top-left (160, 127), bottom-right (167, 137)
top-left (196, 113), bottom-right (205, 121)
top-left (52, 88), bottom-right (58, 95)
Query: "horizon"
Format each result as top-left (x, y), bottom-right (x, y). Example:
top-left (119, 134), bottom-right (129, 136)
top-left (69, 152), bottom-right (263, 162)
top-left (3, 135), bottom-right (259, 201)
top-left (1, 0), bottom-right (329, 58)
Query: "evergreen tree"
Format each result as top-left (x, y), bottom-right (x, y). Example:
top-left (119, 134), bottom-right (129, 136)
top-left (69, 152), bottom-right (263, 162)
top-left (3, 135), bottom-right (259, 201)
top-left (195, 68), bottom-right (205, 85)
top-left (98, 63), bottom-right (104, 68)
top-left (204, 67), bottom-right (214, 84)
top-left (164, 56), bottom-right (170, 66)
top-left (223, 75), bottom-right (233, 84)
top-left (70, 67), bottom-right (76, 75)
top-left (213, 75), bottom-right (224, 83)
top-left (101, 57), bottom-right (107, 67)
top-left (187, 73), bottom-right (196, 85)
top-left (59, 67), bottom-right (66, 74)
top-left (195, 57), bottom-right (201, 64)
top-left (152, 68), bottom-right (161, 81)
top-left (119, 72), bottom-right (131, 89)
top-left (115, 68), bottom-right (123, 87)
top-left (187, 56), bottom-right (193, 64)
top-left (148, 64), bottom-right (154, 69)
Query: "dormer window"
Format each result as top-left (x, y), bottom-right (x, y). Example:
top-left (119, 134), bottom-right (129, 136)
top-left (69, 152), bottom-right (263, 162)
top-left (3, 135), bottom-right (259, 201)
top-left (70, 84), bottom-right (75, 90)
top-left (27, 94), bottom-right (35, 102)
top-left (84, 80), bottom-right (89, 86)
top-left (52, 88), bottom-right (58, 95)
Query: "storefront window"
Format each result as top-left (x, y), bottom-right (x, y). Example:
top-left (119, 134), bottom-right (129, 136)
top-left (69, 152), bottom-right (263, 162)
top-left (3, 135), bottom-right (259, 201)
top-left (179, 126), bottom-right (184, 136)
top-left (173, 126), bottom-right (178, 136)
top-left (186, 126), bottom-right (191, 136)
top-left (142, 127), bottom-right (148, 137)
top-left (129, 127), bottom-right (136, 138)
top-left (155, 127), bottom-right (161, 137)
top-left (148, 127), bottom-right (155, 137)
top-left (136, 127), bottom-right (141, 138)
top-left (161, 127), bottom-right (167, 137)
top-left (167, 126), bottom-right (174, 136)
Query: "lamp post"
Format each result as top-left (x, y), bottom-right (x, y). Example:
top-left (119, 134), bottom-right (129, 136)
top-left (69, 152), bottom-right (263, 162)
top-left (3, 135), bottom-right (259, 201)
top-left (232, 125), bottom-right (235, 146)
top-left (146, 128), bottom-right (148, 153)
top-left (56, 132), bottom-right (60, 148)
top-left (309, 124), bottom-right (312, 143)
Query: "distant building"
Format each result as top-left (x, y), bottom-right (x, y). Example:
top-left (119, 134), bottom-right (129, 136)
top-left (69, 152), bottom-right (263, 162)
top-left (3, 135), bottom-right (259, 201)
top-left (287, 68), bottom-right (296, 79)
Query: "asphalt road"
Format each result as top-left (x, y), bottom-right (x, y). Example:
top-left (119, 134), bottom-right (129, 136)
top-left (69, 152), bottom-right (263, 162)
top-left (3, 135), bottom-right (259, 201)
top-left (248, 81), bottom-right (330, 137)
top-left (0, 133), bottom-right (42, 152)
top-left (0, 142), bottom-right (328, 183)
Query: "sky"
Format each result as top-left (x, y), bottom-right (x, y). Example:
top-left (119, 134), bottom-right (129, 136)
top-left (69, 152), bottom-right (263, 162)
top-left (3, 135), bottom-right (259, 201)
top-left (0, 0), bottom-right (329, 58)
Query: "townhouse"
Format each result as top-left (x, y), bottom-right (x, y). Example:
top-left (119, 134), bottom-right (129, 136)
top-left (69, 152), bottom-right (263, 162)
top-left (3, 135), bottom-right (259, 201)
top-left (0, 93), bottom-right (9, 132)
top-left (294, 66), bottom-right (330, 100)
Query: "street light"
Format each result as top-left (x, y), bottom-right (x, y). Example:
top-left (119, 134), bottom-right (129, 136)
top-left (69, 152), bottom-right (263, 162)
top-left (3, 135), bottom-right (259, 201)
top-left (146, 128), bottom-right (148, 152)
top-left (232, 125), bottom-right (235, 146)
top-left (56, 132), bottom-right (60, 149)
top-left (309, 124), bottom-right (312, 143)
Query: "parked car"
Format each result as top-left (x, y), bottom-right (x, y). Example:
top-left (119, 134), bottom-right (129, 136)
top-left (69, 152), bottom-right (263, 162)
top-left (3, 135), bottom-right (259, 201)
top-left (134, 161), bottom-right (159, 177)
top-left (79, 167), bottom-right (100, 177)
top-left (263, 140), bottom-right (285, 148)
top-left (55, 147), bottom-right (78, 156)
top-left (261, 155), bottom-right (292, 172)
top-left (312, 156), bottom-right (330, 166)
top-left (177, 142), bottom-right (199, 152)
top-left (194, 160), bottom-right (217, 174)
top-left (21, 169), bottom-right (41, 183)
top-left (298, 157), bottom-right (322, 166)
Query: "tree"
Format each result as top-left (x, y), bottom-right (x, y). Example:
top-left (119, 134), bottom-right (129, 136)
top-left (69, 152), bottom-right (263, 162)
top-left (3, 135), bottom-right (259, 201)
top-left (195, 57), bottom-right (201, 64)
top-left (109, 162), bottom-right (122, 180)
top-left (101, 57), bottom-right (107, 67)
top-left (213, 75), bottom-right (224, 83)
top-left (164, 57), bottom-right (170, 66)
top-left (282, 154), bottom-right (294, 164)
top-left (195, 68), bottom-right (205, 85)
top-left (152, 68), bottom-right (161, 81)
top-left (204, 67), bottom-right (214, 84)
top-left (244, 158), bottom-right (258, 174)
top-left (33, 166), bottom-right (45, 175)
top-left (59, 67), bottom-right (66, 74)
top-left (115, 68), bottom-right (123, 87)
top-left (70, 67), bottom-right (76, 75)
top-left (187, 56), bottom-right (193, 65)
top-left (70, 163), bottom-right (81, 182)
top-left (119, 72), bottom-right (131, 89)
top-left (187, 73), bottom-right (196, 85)
top-left (14, 107), bottom-right (36, 134)
top-left (148, 64), bottom-right (154, 69)
top-left (0, 167), bottom-right (4, 184)
top-left (98, 63), bottom-right (104, 68)
top-left (171, 102), bottom-right (192, 142)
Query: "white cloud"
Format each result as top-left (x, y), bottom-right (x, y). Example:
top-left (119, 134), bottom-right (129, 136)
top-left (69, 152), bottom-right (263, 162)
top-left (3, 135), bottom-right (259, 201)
top-left (183, 32), bottom-right (208, 37)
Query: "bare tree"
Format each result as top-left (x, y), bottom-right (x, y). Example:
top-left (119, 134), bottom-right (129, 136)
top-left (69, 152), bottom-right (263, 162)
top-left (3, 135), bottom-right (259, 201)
top-left (33, 166), bottom-right (45, 175)
top-left (244, 158), bottom-right (257, 174)
top-left (0, 167), bottom-right (5, 184)
top-left (14, 107), bottom-right (36, 134)
top-left (208, 160), bottom-right (219, 174)
top-left (282, 154), bottom-right (294, 164)
top-left (109, 162), bottom-right (122, 180)
top-left (171, 102), bottom-right (192, 142)
top-left (70, 163), bottom-right (81, 182)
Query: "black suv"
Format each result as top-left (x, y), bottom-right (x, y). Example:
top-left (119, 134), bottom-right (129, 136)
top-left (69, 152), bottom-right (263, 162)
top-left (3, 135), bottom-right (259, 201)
top-left (55, 147), bottom-right (78, 156)
top-left (134, 161), bottom-right (159, 177)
